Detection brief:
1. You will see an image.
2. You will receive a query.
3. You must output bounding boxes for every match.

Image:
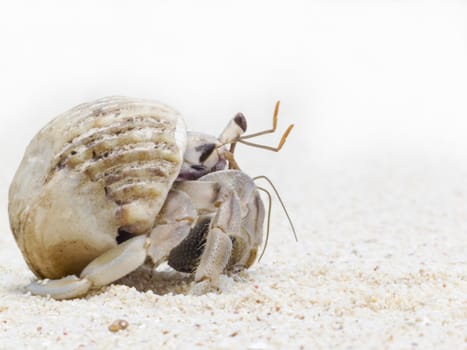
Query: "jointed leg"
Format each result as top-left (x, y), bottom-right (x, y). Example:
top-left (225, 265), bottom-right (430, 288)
top-left (28, 235), bottom-right (148, 299)
top-left (194, 192), bottom-right (241, 283)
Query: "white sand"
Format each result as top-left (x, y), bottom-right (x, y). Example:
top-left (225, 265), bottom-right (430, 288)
top-left (0, 153), bottom-right (466, 349)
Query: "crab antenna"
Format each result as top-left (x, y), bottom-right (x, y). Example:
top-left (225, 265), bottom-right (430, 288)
top-left (240, 101), bottom-right (281, 140)
top-left (256, 186), bottom-right (272, 262)
top-left (238, 100), bottom-right (294, 152)
top-left (237, 124), bottom-right (294, 152)
top-left (253, 175), bottom-right (298, 242)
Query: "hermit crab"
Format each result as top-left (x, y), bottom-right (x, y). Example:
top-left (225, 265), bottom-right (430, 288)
top-left (8, 96), bottom-right (293, 299)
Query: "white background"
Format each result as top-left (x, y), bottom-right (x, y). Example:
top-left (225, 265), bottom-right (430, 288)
top-left (1, 0), bottom-right (467, 216)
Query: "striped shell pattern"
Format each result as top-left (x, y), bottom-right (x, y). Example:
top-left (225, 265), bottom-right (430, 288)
top-left (9, 97), bottom-right (187, 279)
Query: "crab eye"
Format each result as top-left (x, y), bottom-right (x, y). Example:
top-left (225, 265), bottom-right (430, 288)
top-left (196, 143), bottom-right (216, 163)
top-left (234, 113), bottom-right (247, 132)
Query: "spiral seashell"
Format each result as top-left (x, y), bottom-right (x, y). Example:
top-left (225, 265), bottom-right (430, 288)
top-left (9, 96), bottom-right (187, 279)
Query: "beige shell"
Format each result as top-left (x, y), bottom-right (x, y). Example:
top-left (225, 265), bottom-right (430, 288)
top-left (9, 96), bottom-right (187, 279)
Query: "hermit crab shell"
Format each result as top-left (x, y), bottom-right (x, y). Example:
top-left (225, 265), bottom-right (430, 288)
top-left (9, 96), bottom-right (187, 279)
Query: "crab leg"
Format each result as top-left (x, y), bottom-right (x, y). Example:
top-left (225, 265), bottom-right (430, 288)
top-left (28, 235), bottom-right (148, 299)
top-left (79, 235), bottom-right (148, 286)
top-left (174, 170), bottom-right (263, 282)
top-left (27, 276), bottom-right (92, 300)
top-left (194, 193), bottom-right (241, 283)
top-left (173, 179), bottom-right (237, 283)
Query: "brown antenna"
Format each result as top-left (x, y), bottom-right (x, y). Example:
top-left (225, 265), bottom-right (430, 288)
top-left (222, 101), bottom-right (294, 170)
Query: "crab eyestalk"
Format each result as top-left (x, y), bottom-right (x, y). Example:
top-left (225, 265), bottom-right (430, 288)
top-left (216, 113), bottom-right (248, 170)
top-left (218, 113), bottom-right (248, 145)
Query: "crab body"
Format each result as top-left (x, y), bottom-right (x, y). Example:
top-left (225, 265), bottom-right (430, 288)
top-left (9, 96), bottom-right (266, 299)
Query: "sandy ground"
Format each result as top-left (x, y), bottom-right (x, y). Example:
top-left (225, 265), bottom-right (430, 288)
top-left (0, 154), bottom-right (466, 349)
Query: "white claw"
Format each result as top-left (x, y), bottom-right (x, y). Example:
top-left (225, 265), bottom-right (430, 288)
top-left (28, 275), bottom-right (92, 300)
top-left (80, 235), bottom-right (148, 287)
